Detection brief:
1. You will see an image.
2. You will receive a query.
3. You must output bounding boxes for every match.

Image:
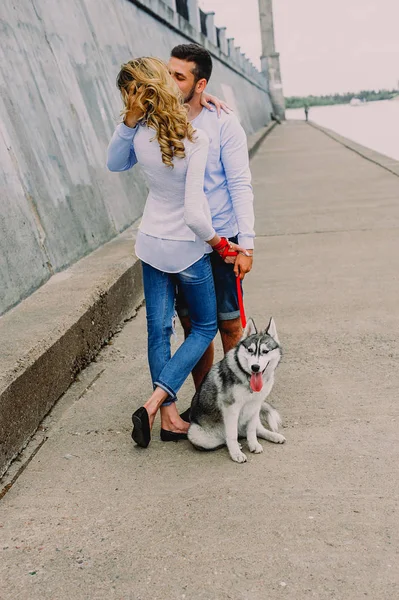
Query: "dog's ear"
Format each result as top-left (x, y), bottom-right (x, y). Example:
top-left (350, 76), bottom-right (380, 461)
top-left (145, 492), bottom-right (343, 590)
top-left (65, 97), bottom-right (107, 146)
top-left (241, 318), bottom-right (257, 339)
top-left (266, 317), bottom-right (279, 344)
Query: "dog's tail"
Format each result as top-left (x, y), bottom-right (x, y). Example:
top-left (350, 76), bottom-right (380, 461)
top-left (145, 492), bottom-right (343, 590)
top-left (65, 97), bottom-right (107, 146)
top-left (260, 402), bottom-right (282, 432)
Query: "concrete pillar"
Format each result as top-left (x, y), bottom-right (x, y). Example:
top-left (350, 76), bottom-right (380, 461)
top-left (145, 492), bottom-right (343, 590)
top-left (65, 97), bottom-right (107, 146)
top-left (187, 0), bottom-right (201, 31)
top-left (163, 0), bottom-right (177, 10)
top-left (258, 0), bottom-right (285, 119)
top-left (204, 12), bottom-right (217, 45)
top-left (235, 46), bottom-right (242, 68)
top-left (241, 54), bottom-right (249, 73)
top-left (227, 38), bottom-right (235, 59)
top-left (218, 27), bottom-right (228, 54)
top-left (259, 0), bottom-right (276, 56)
top-left (244, 57), bottom-right (251, 76)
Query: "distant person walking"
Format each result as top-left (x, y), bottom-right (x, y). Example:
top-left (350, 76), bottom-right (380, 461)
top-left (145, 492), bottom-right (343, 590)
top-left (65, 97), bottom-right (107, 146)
top-left (304, 105), bottom-right (309, 121)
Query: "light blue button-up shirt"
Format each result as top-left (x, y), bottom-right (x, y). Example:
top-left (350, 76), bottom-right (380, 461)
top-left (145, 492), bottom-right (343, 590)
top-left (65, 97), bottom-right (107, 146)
top-left (190, 108), bottom-right (255, 250)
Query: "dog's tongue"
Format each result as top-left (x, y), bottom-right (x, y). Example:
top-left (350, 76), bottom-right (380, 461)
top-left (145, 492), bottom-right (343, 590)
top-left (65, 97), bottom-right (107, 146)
top-left (250, 372), bottom-right (263, 392)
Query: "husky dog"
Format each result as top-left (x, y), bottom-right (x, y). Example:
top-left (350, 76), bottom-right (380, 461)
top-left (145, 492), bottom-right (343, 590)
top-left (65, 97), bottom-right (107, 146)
top-left (188, 318), bottom-right (285, 463)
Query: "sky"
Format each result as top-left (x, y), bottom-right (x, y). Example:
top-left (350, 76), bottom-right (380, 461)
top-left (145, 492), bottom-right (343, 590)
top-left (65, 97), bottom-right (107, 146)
top-left (198, 0), bottom-right (399, 96)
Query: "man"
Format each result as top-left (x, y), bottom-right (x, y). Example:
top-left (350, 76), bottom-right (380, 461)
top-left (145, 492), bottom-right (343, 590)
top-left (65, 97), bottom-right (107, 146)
top-left (168, 43), bottom-right (255, 390)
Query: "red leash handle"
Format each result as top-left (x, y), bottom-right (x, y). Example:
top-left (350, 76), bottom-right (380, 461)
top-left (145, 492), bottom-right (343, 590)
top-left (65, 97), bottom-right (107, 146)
top-left (213, 238), bottom-right (247, 328)
top-left (212, 237), bottom-right (238, 260)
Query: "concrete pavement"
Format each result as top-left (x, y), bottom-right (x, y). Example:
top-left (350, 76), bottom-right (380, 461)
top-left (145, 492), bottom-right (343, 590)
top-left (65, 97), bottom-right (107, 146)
top-left (0, 121), bottom-right (398, 599)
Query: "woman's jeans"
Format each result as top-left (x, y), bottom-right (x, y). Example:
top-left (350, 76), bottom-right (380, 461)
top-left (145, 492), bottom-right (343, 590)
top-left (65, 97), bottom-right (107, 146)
top-left (142, 255), bottom-right (217, 406)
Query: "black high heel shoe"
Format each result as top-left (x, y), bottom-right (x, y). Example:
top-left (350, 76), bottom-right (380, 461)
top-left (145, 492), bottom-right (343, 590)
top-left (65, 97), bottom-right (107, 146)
top-left (131, 407), bottom-right (151, 448)
top-left (160, 429), bottom-right (188, 442)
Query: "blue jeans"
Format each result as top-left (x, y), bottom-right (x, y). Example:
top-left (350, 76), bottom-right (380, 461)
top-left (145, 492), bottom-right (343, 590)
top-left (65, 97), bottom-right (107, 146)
top-left (142, 255), bottom-right (217, 406)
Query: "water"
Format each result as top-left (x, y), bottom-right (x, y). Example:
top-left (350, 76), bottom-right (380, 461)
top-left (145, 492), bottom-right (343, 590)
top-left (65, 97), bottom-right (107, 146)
top-left (286, 99), bottom-right (399, 161)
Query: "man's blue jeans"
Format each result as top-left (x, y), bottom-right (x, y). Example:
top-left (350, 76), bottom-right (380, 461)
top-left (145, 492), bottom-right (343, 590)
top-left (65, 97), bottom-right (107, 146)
top-left (142, 255), bottom-right (217, 405)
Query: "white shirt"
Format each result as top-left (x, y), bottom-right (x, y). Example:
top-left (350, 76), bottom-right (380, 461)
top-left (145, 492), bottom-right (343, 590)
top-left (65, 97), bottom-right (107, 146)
top-left (107, 123), bottom-right (215, 272)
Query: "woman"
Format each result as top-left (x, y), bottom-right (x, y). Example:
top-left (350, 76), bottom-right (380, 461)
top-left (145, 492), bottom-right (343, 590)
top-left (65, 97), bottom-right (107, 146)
top-left (107, 57), bottom-right (246, 448)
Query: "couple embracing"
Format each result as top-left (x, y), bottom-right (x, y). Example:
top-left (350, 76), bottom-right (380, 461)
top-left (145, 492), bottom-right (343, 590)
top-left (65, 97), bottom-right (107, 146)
top-left (107, 43), bottom-right (254, 448)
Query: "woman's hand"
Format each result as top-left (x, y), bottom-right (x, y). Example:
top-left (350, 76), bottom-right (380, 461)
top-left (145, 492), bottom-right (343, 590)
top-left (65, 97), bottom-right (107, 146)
top-left (213, 238), bottom-right (250, 267)
top-left (200, 92), bottom-right (232, 117)
top-left (124, 93), bottom-right (145, 128)
top-left (223, 241), bottom-right (249, 264)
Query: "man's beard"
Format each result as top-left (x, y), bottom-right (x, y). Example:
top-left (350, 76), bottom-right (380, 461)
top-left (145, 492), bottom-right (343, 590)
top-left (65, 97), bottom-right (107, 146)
top-left (184, 81), bottom-right (197, 103)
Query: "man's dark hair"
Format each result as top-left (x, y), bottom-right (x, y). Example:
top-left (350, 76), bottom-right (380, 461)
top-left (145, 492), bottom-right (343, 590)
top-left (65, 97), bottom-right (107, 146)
top-left (171, 43), bottom-right (213, 82)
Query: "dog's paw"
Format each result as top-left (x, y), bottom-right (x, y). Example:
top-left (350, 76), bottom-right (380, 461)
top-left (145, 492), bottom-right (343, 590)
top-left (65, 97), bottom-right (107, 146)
top-left (249, 441), bottom-right (263, 454)
top-left (230, 449), bottom-right (248, 463)
top-left (271, 432), bottom-right (286, 444)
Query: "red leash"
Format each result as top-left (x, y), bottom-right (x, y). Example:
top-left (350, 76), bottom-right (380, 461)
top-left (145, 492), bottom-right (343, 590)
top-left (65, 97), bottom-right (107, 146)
top-left (236, 274), bottom-right (247, 328)
top-left (212, 238), bottom-right (247, 328)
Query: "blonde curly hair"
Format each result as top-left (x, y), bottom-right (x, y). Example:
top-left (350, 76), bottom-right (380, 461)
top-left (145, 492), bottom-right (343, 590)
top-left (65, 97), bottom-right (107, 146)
top-left (116, 57), bottom-right (195, 168)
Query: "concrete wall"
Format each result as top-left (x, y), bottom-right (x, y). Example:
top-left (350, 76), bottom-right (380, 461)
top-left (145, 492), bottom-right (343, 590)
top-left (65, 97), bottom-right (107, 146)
top-left (0, 0), bottom-right (273, 316)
